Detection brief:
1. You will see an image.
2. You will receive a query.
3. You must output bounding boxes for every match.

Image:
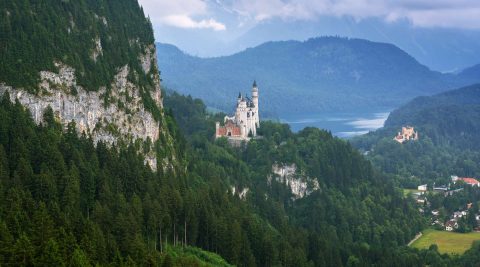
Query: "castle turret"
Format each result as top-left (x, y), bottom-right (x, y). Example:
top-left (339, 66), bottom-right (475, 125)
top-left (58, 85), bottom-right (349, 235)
top-left (251, 81), bottom-right (259, 127)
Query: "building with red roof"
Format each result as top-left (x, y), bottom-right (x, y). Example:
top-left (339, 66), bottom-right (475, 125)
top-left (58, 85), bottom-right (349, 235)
top-left (451, 176), bottom-right (480, 187)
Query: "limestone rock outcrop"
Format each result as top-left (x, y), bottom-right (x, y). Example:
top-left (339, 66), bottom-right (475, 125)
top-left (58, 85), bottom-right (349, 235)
top-left (269, 163), bottom-right (320, 199)
top-left (0, 46), bottom-right (164, 170)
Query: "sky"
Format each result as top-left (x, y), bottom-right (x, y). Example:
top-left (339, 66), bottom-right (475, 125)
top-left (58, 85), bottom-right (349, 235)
top-left (138, 0), bottom-right (480, 71)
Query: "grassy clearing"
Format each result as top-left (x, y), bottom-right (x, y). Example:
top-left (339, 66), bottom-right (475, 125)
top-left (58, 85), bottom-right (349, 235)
top-left (410, 229), bottom-right (480, 255)
top-left (403, 188), bottom-right (421, 197)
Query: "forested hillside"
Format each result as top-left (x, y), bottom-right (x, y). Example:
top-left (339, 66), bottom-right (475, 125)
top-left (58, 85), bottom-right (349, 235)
top-left (0, 0), bottom-right (168, 170)
top-left (459, 64), bottom-right (480, 82)
top-left (0, 91), bottom-right (430, 266)
top-left (0, 0), bottom-right (155, 93)
top-left (3, 0), bottom-right (480, 266)
top-left (2, 84), bottom-right (480, 265)
top-left (352, 84), bottom-right (480, 186)
top-left (162, 91), bottom-right (480, 266)
top-left (156, 39), bottom-right (479, 116)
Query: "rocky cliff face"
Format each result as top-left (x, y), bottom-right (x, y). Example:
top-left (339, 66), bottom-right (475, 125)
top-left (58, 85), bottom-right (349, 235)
top-left (0, 45), bottom-right (164, 170)
top-left (269, 163), bottom-right (320, 199)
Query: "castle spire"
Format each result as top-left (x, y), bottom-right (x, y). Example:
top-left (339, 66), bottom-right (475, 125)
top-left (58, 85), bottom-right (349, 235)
top-left (238, 92), bottom-right (242, 98)
top-left (253, 80), bottom-right (257, 88)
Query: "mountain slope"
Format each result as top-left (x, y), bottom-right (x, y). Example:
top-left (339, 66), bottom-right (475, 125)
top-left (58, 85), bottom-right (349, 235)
top-left (385, 84), bottom-right (480, 149)
top-left (459, 64), bottom-right (480, 81)
top-left (156, 37), bottom-right (478, 116)
top-left (0, 0), bottom-right (168, 169)
top-left (351, 84), bottom-right (480, 184)
top-left (167, 16), bottom-right (480, 72)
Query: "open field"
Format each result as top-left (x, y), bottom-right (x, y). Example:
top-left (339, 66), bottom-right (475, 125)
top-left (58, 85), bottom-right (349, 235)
top-left (410, 229), bottom-right (480, 254)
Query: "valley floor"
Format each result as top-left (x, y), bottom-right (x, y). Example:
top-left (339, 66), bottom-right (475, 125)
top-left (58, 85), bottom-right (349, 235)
top-left (410, 229), bottom-right (480, 254)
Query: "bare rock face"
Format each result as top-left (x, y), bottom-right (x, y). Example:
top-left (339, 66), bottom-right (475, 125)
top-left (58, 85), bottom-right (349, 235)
top-left (269, 163), bottom-right (320, 199)
top-left (91, 37), bottom-right (103, 62)
top-left (0, 52), bottom-right (164, 170)
top-left (231, 186), bottom-right (249, 200)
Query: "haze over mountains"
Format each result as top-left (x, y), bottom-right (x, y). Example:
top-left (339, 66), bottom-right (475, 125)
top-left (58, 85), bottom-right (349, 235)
top-left (227, 18), bottom-right (480, 73)
top-left (157, 37), bottom-right (480, 117)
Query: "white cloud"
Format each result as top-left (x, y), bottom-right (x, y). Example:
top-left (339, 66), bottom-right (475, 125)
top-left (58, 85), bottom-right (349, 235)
top-left (221, 0), bottom-right (480, 29)
top-left (161, 15), bottom-right (226, 31)
top-left (138, 0), bottom-right (226, 31)
top-left (138, 0), bottom-right (480, 30)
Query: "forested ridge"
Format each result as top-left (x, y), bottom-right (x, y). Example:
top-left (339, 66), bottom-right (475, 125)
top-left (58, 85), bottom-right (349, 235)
top-left (0, 0), bottom-right (158, 105)
top-left (156, 40), bottom-right (480, 116)
top-left (352, 84), bottom-right (480, 186)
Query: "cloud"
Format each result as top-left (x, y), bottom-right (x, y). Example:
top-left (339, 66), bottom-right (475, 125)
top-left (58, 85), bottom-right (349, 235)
top-left (161, 15), bottom-right (226, 31)
top-left (221, 0), bottom-right (480, 29)
top-left (138, 0), bottom-right (226, 31)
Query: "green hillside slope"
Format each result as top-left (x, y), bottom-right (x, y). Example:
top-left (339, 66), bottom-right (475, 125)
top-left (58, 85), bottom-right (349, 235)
top-left (156, 38), bottom-right (478, 116)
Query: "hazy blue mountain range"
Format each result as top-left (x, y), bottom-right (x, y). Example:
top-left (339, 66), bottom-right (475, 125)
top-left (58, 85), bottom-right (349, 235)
top-left (160, 17), bottom-right (480, 72)
top-left (156, 37), bottom-right (479, 117)
top-left (231, 18), bottom-right (480, 73)
top-left (458, 64), bottom-right (480, 81)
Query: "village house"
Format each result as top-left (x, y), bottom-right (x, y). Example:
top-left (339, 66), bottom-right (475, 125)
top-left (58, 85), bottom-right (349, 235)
top-left (417, 184), bottom-right (427, 191)
top-left (453, 211), bottom-right (467, 219)
top-left (451, 176), bottom-right (480, 187)
top-left (433, 183), bottom-right (449, 192)
top-left (444, 188), bottom-right (463, 197)
top-left (445, 220), bottom-right (459, 231)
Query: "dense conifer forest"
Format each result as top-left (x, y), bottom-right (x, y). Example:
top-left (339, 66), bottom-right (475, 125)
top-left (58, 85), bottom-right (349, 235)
top-left (2, 0), bottom-right (480, 266)
top-left (1, 84), bottom-right (480, 266)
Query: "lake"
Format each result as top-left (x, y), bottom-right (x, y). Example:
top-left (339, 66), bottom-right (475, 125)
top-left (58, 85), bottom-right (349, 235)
top-left (279, 111), bottom-right (391, 138)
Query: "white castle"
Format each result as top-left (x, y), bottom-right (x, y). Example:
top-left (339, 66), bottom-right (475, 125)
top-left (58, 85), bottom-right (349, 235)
top-left (215, 81), bottom-right (260, 140)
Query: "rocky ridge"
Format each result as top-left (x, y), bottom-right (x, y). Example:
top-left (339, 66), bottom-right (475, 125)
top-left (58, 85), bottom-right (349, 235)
top-left (0, 46), bottom-right (164, 170)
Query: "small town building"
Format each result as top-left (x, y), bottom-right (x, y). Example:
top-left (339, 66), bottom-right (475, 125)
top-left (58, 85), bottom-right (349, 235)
top-left (451, 176), bottom-right (480, 187)
top-left (417, 184), bottom-right (427, 191)
top-left (445, 220), bottom-right (459, 231)
top-left (433, 185), bottom-right (449, 192)
top-left (453, 211), bottom-right (467, 219)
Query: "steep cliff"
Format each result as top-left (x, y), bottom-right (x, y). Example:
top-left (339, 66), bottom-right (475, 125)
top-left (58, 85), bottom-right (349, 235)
top-left (0, 0), bottom-right (170, 170)
top-left (269, 162), bottom-right (320, 199)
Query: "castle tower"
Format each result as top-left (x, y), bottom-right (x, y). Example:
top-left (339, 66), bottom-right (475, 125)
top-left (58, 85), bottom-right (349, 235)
top-left (251, 80), bottom-right (259, 127)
